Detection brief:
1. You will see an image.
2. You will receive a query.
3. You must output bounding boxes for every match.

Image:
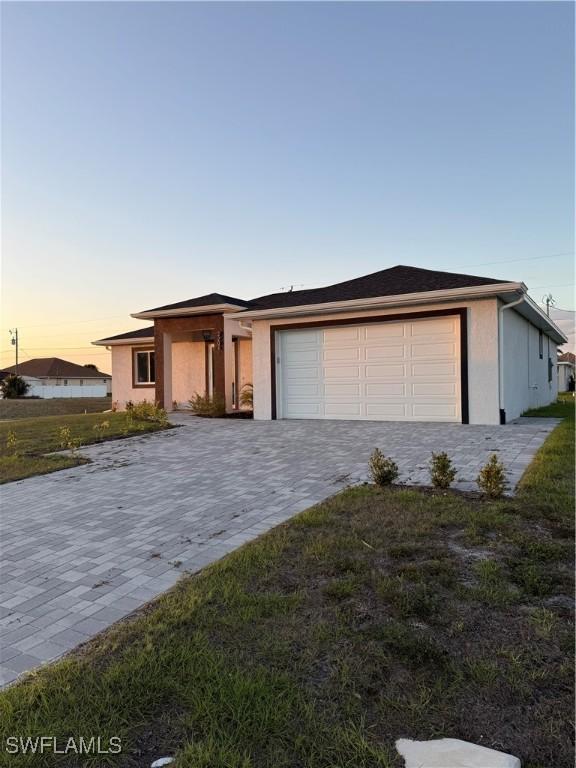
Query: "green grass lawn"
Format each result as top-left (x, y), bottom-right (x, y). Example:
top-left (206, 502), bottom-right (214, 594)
top-left (0, 397), bottom-right (112, 420)
top-left (0, 402), bottom-right (573, 768)
top-left (0, 412), bottom-right (170, 483)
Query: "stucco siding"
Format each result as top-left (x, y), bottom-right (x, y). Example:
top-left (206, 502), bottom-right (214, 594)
top-left (252, 298), bottom-right (500, 425)
top-left (502, 309), bottom-right (558, 420)
top-left (172, 340), bottom-right (205, 407)
top-left (111, 345), bottom-right (155, 409)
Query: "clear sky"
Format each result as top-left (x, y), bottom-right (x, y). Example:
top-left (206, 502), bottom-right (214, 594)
top-left (1, 1), bottom-right (574, 370)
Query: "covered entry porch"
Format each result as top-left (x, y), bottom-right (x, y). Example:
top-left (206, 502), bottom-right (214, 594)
top-left (154, 314), bottom-right (252, 411)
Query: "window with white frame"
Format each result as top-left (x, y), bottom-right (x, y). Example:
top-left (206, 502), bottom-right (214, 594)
top-left (134, 350), bottom-right (155, 384)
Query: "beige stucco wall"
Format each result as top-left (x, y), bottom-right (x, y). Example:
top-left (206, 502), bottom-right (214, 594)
top-left (111, 345), bottom-right (155, 409)
top-left (238, 338), bottom-right (253, 407)
top-left (172, 340), bottom-right (205, 407)
top-left (251, 298), bottom-right (501, 425)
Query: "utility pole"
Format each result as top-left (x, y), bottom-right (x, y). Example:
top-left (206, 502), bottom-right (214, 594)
top-left (9, 329), bottom-right (18, 375)
top-left (542, 294), bottom-right (555, 317)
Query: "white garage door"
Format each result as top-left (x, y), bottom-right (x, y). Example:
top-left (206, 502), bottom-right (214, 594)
top-left (277, 316), bottom-right (461, 422)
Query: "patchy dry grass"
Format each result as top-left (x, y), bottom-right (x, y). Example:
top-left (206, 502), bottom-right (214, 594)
top-left (0, 402), bottom-right (573, 767)
top-left (0, 397), bottom-right (111, 420)
top-left (0, 412), bottom-right (170, 483)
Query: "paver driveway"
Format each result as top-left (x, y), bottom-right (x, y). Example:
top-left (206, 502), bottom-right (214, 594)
top-left (0, 414), bottom-right (558, 687)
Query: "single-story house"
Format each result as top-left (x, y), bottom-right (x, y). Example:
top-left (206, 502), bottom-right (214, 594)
top-left (93, 265), bottom-right (567, 425)
top-left (557, 352), bottom-right (575, 392)
top-left (4, 358), bottom-right (112, 398)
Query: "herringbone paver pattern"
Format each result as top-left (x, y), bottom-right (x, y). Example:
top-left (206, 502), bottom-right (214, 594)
top-left (0, 414), bottom-right (558, 686)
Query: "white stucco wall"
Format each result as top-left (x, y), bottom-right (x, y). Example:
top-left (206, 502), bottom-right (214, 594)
top-left (557, 363), bottom-right (575, 392)
top-left (171, 340), bottom-right (205, 407)
top-left (111, 345), bottom-right (155, 409)
top-left (251, 298), bottom-right (501, 425)
top-left (502, 309), bottom-right (558, 420)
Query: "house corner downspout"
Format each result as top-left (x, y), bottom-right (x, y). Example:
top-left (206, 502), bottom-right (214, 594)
top-left (498, 294), bottom-right (525, 424)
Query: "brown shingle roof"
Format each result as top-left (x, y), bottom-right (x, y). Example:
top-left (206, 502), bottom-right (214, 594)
top-left (558, 352), bottom-right (575, 364)
top-left (95, 327), bottom-right (154, 343)
top-left (138, 293), bottom-right (249, 314)
top-left (4, 358), bottom-right (111, 379)
top-left (247, 265), bottom-right (509, 311)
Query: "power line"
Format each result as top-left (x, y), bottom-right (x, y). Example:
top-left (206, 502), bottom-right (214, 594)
top-left (458, 251), bottom-right (574, 268)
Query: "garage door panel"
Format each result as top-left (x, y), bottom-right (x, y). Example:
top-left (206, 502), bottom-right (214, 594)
top-left (284, 330), bottom-right (320, 346)
top-left (325, 402), bottom-right (362, 416)
top-left (284, 348), bottom-right (320, 363)
top-left (411, 342), bottom-right (456, 358)
top-left (284, 401), bottom-right (323, 417)
top-left (323, 327), bottom-right (362, 343)
top-left (324, 365), bottom-right (360, 378)
top-left (412, 361), bottom-right (457, 377)
top-left (324, 383), bottom-right (361, 397)
top-left (366, 324), bottom-right (405, 339)
top-left (365, 344), bottom-right (405, 360)
top-left (366, 402), bottom-right (407, 417)
top-left (410, 318), bottom-right (456, 336)
top-left (285, 383), bottom-right (322, 397)
top-left (365, 364), bottom-right (406, 378)
top-left (412, 381), bottom-right (456, 396)
top-left (412, 403), bottom-right (459, 418)
top-left (278, 316), bottom-right (460, 422)
top-left (285, 366), bottom-right (321, 380)
top-left (366, 382), bottom-right (406, 397)
top-left (323, 347), bottom-right (361, 361)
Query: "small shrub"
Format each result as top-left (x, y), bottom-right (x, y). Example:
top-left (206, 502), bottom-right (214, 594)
top-left (239, 383), bottom-right (254, 409)
top-left (6, 429), bottom-right (18, 456)
top-left (188, 392), bottom-right (226, 418)
top-left (129, 400), bottom-right (169, 425)
top-left (57, 425), bottom-right (79, 455)
top-left (92, 420), bottom-right (110, 440)
top-left (368, 448), bottom-right (398, 486)
top-left (429, 451), bottom-right (457, 489)
top-left (477, 453), bottom-right (507, 498)
top-left (1, 374), bottom-right (30, 399)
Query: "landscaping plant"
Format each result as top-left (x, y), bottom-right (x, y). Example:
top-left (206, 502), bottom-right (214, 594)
top-left (429, 451), bottom-right (457, 489)
top-left (188, 392), bottom-right (226, 417)
top-left (92, 420), bottom-right (110, 440)
top-left (57, 425), bottom-right (79, 455)
top-left (5, 430), bottom-right (17, 456)
top-left (0, 374), bottom-right (30, 399)
top-left (239, 383), bottom-right (254, 409)
top-left (127, 400), bottom-right (169, 425)
top-left (477, 453), bottom-right (507, 498)
top-left (368, 447), bottom-right (399, 486)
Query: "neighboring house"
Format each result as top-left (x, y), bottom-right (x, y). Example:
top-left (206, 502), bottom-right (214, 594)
top-left (93, 265), bottom-right (567, 424)
top-left (557, 352), bottom-right (575, 392)
top-left (3, 358), bottom-right (112, 398)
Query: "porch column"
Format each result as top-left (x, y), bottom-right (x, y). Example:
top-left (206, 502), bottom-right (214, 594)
top-left (212, 324), bottom-right (226, 406)
top-left (154, 327), bottom-right (173, 410)
top-left (223, 318), bottom-right (235, 411)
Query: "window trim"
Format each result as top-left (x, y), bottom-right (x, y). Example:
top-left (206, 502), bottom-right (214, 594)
top-left (132, 347), bottom-right (156, 388)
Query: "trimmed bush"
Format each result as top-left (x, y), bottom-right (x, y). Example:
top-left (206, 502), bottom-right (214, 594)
top-left (368, 448), bottom-right (399, 486)
top-left (477, 453), bottom-right (507, 498)
top-left (188, 392), bottom-right (226, 418)
top-left (127, 400), bottom-right (169, 425)
top-left (429, 451), bottom-right (457, 489)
